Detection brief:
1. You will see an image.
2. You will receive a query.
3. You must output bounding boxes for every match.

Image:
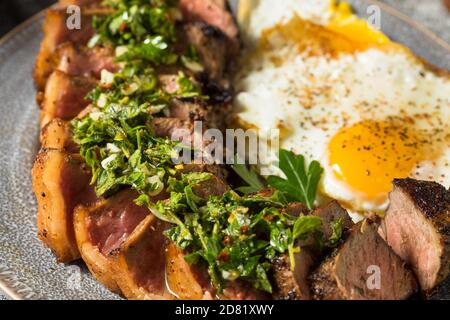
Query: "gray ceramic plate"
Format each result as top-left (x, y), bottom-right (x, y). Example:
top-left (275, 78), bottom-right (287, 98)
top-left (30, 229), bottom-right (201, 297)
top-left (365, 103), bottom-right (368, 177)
top-left (0, 0), bottom-right (449, 300)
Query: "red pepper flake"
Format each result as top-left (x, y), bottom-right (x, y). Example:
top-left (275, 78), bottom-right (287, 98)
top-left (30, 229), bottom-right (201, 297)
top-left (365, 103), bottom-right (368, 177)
top-left (222, 236), bottom-right (232, 246)
top-left (217, 251), bottom-right (230, 262)
top-left (240, 225), bottom-right (249, 234)
top-left (119, 22), bottom-right (128, 33)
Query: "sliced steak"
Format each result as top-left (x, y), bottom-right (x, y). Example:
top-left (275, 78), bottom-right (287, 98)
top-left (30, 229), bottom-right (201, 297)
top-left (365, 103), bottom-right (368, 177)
top-left (184, 22), bottom-right (228, 81)
top-left (179, 0), bottom-right (238, 41)
top-left (381, 178), bottom-right (450, 291)
top-left (272, 201), bottom-right (353, 300)
top-left (150, 117), bottom-right (193, 139)
top-left (112, 215), bottom-right (173, 299)
top-left (41, 119), bottom-right (79, 153)
top-left (34, 8), bottom-right (98, 89)
top-left (191, 175), bottom-right (229, 199)
top-left (170, 98), bottom-right (229, 131)
top-left (169, 98), bottom-right (209, 122)
top-left (150, 116), bottom-right (214, 163)
top-left (166, 242), bottom-right (215, 299)
top-left (41, 71), bottom-right (95, 128)
top-left (285, 202), bottom-right (310, 217)
top-left (74, 189), bottom-right (154, 292)
top-left (32, 150), bottom-right (98, 262)
top-left (54, 44), bottom-right (118, 80)
top-left (309, 220), bottom-right (418, 300)
top-left (84, 190), bottom-right (155, 256)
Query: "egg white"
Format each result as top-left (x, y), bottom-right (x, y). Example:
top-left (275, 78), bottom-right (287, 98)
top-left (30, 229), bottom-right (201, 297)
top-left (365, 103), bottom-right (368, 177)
top-left (234, 0), bottom-right (450, 213)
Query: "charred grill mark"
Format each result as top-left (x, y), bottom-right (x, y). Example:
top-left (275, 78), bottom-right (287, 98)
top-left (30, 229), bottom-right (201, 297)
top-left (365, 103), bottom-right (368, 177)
top-left (393, 178), bottom-right (450, 221)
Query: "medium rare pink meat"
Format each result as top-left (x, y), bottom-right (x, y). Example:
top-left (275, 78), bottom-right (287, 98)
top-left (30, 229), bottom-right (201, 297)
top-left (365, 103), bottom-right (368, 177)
top-left (74, 189), bottom-right (167, 292)
top-left (310, 220), bottom-right (418, 300)
top-left (60, 154), bottom-right (98, 249)
top-left (382, 178), bottom-right (450, 291)
top-left (55, 44), bottom-right (118, 80)
top-left (86, 190), bottom-right (156, 255)
top-left (32, 150), bottom-right (99, 262)
top-left (35, 8), bottom-right (98, 89)
top-left (113, 215), bottom-right (172, 299)
top-left (41, 71), bottom-right (95, 128)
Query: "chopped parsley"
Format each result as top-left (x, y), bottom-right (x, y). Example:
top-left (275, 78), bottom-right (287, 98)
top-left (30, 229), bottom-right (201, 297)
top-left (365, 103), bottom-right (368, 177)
top-left (73, 0), bottom-right (200, 198)
top-left (153, 176), bottom-right (320, 293)
top-left (71, 0), bottom-right (343, 295)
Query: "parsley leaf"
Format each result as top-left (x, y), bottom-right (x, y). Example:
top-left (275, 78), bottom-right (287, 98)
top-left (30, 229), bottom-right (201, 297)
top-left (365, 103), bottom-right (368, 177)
top-left (267, 149), bottom-right (323, 209)
top-left (292, 215), bottom-right (323, 240)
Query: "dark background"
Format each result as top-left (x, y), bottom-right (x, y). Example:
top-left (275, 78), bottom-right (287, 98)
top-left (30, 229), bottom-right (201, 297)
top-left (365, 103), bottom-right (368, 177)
top-left (0, 0), bottom-right (55, 37)
top-left (1, 1), bottom-right (449, 42)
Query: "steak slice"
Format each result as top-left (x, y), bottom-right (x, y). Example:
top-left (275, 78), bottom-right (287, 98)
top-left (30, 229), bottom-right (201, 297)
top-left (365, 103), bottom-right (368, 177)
top-left (54, 44), bottom-right (118, 80)
top-left (40, 71), bottom-right (95, 128)
top-left (32, 150), bottom-right (98, 262)
top-left (272, 201), bottom-right (353, 300)
top-left (34, 8), bottom-right (98, 89)
top-left (74, 189), bottom-right (155, 292)
top-left (184, 22), bottom-right (228, 81)
top-left (381, 178), bottom-right (450, 291)
top-left (166, 242), bottom-right (215, 299)
top-left (41, 119), bottom-right (79, 153)
top-left (112, 215), bottom-right (173, 299)
top-left (309, 220), bottom-right (418, 300)
top-left (179, 0), bottom-right (238, 41)
top-left (150, 117), bottom-right (198, 148)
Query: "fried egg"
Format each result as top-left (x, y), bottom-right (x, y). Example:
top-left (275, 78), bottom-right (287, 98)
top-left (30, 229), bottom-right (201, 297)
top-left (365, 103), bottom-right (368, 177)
top-left (233, 0), bottom-right (450, 213)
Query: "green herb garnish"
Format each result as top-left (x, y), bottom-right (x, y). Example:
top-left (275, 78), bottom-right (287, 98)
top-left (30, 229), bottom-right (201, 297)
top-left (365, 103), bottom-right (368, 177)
top-left (267, 149), bottom-right (324, 210)
top-left (71, 0), bottom-right (340, 296)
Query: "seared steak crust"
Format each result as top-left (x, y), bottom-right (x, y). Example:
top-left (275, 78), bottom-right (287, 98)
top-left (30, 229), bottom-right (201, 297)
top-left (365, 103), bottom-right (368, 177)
top-left (383, 179), bottom-right (449, 291)
top-left (392, 179), bottom-right (449, 234)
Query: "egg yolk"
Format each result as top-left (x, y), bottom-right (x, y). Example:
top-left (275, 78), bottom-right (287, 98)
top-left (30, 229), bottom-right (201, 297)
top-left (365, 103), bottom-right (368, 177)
top-left (327, 1), bottom-right (391, 48)
top-left (328, 121), bottom-right (426, 200)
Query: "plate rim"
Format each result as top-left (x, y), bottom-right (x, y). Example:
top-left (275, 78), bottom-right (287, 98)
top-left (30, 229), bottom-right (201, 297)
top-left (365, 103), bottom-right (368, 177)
top-left (0, 9), bottom-right (46, 49)
top-left (0, 8), bottom-right (46, 302)
top-left (0, 1), bottom-right (448, 300)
